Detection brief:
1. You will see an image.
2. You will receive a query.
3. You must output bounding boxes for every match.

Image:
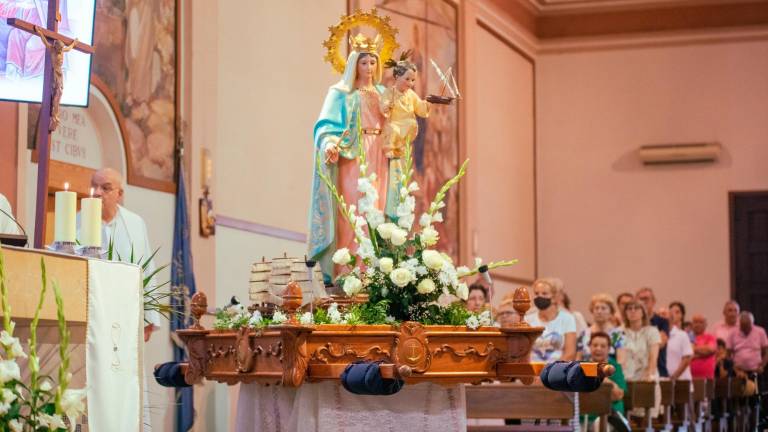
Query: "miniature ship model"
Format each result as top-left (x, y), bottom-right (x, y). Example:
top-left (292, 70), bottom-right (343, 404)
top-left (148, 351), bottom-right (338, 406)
top-left (426, 59), bottom-right (461, 105)
top-left (249, 254), bottom-right (328, 315)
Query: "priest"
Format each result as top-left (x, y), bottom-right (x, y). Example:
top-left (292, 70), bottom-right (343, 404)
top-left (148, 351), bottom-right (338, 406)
top-left (0, 192), bottom-right (20, 234)
top-left (79, 167), bottom-right (162, 339)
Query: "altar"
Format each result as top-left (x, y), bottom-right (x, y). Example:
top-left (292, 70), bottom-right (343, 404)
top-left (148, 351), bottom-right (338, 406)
top-left (1, 246), bottom-right (144, 432)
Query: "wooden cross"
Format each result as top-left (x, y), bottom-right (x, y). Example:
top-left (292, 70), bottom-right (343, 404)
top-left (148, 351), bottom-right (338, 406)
top-left (6, 0), bottom-right (95, 248)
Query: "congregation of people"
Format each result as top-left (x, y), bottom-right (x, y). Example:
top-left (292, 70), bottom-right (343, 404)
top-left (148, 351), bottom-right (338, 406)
top-left (465, 280), bottom-right (768, 426)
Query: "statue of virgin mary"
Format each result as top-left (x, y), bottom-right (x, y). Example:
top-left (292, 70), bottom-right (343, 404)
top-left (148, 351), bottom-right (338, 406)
top-left (309, 33), bottom-right (398, 282)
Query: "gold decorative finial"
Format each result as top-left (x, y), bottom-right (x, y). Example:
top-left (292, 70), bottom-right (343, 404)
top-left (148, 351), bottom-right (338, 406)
top-left (322, 8), bottom-right (399, 74)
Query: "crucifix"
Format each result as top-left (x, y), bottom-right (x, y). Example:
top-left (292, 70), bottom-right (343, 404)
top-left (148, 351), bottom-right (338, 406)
top-left (6, 0), bottom-right (95, 249)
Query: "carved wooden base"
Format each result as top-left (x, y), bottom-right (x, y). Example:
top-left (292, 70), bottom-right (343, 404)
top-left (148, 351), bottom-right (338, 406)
top-left (177, 322), bottom-right (544, 387)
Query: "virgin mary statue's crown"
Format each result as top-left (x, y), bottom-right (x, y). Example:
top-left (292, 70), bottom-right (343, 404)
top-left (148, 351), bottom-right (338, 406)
top-left (349, 33), bottom-right (383, 54)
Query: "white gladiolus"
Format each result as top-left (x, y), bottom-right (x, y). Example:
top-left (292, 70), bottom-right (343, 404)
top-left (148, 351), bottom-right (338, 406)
top-left (379, 257), bottom-right (394, 274)
top-left (397, 213), bottom-right (414, 230)
top-left (456, 282), bottom-right (469, 300)
top-left (39, 379), bottom-right (52, 392)
top-left (61, 388), bottom-right (87, 423)
top-left (390, 228), bottom-right (408, 246)
top-left (8, 419), bottom-right (21, 432)
top-left (390, 268), bottom-right (415, 288)
top-left (343, 276), bottom-right (363, 296)
top-left (0, 359), bottom-right (20, 384)
top-left (332, 248), bottom-right (352, 265)
top-left (376, 223), bottom-right (397, 240)
top-left (408, 182), bottom-right (419, 192)
top-left (422, 250), bottom-right (444, 270)
top-left (420, 226), bottom-right (439, 246)
top-left (417, 278), bottom-right (436, 294)
top-left (432, 212), bottom-right (444, 223)
top-left (419, 213), bottom-right (432, 227)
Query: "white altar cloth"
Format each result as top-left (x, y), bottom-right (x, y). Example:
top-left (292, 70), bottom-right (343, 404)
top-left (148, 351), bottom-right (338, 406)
top-left (86, 258), bottom-right (143, 432)
top-left (236, 381), bottom-right (466, 432)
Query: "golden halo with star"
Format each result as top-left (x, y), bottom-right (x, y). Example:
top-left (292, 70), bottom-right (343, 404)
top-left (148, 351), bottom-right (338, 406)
top-left (322, 8), bottom-right (400, 74)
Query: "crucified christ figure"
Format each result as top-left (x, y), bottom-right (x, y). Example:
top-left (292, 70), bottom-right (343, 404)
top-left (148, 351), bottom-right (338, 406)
top-left (35, 26), bottom-right (77, 132)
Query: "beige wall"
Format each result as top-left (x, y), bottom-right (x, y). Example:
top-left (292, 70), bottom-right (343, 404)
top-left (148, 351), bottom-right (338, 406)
top-left (537, 38), bottom-right (768, 323)
top-left (215, 0), bottom-right (345, 234)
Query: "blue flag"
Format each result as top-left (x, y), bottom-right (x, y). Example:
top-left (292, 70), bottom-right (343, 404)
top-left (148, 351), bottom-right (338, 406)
top-left (171, 165), bottom-right (196, 431)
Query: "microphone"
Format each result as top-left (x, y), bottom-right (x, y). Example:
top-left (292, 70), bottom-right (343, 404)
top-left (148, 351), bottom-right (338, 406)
top-left (0, 207), bottom-right (28, 247)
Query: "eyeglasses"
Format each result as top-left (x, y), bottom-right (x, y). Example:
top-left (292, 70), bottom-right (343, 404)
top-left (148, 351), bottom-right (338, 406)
top-left (92, 183), bottom-right (118, 193)
top-left (625, 305), bottom-right (643, 311)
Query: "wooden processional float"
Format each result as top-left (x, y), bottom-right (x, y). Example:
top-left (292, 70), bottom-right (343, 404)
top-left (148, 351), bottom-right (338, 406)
top-left (177, 279), bottom-right (615, 388)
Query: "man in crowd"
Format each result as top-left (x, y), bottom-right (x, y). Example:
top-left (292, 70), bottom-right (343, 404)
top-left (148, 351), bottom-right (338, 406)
top-left (712, 300), bottom-right (740, 342)
top-left (637, 287), bottom-right (669, 376)
top-left (690, 314), bottom-right (717, 379)
top-left (728, 311), bottom-right (768, 377)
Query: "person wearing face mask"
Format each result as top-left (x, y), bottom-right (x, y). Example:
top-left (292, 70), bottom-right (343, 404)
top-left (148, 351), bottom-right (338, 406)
top-left (526, 277), bottom-right (577, 363)
top-left (576, 293), bottom-right (626, 366)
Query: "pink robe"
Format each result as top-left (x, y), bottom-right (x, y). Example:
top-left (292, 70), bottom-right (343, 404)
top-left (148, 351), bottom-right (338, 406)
top-left (336, 88), bottom-right (387, 268)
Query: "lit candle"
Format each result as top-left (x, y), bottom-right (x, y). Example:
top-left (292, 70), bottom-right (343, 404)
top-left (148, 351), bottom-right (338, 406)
top-left (80, 187), bottom-right (102, 247)
top-left (54, 182), bottom-right (76, 242)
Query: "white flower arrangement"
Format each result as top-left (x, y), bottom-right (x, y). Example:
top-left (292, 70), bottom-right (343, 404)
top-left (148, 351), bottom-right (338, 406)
top-left (0, 252), bottom-right (87, 430)
top-left (316, 139), bottom-right (519, 326)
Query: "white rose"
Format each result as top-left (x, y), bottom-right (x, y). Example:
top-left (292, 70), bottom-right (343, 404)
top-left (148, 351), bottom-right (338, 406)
top-left (272, 311), bottom-right (288, 324)
top-left (379, 257), bottom-right (394, 274)
top-left (332, 248), bottom-right (352, 265)
top-left (422, 250), bottom-right (444, 270)
top-left (0, 360), bottom-right (20, 384)
top-left (299, 312), bottom-right (314, 325)
top-left (456, 282), bottom-right (469, 300)
top-left (343, 276), bottom-right (363, 296)
top-left (390, 228), bottom-right (408, 246)
top-left (466, 315), bottom-right (480, 330)
top-left (390, 268), bottom-right (414, 288)
top-left (420, 226), bottom-right (439, 246)
top-left (376, 223), bottom-right (397, 240)
top-left (417, 278), bottom-right (436, 294)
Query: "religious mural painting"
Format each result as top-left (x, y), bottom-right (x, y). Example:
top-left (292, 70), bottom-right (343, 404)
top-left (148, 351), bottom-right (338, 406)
top-left (26, 0), bottom-right (177, 192)
top-left (349, 0), bottom-right (460, 258)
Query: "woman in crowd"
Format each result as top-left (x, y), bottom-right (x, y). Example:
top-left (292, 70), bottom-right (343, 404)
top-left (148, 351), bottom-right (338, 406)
top-left (622, 299), bottom-right (661, 381)
top-left (588, 332), bottom-right (627, 415)
top-left (665, 301), bottom-right (693, 381)
top-left (668, 301), bottom-right (685, 330)
top-left (615, 292), bottom-right (634, 326)
top-left (559, 290), bottom-right (588, 336)
top-left (577, 293), bottom-right (626, 366)
top-left (527, 277), bottom-right (577, 363)
top-left (466, 283), bottom-right (488, 313)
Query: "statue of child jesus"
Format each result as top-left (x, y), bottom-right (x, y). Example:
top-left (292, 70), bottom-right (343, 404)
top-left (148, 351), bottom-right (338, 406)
top-left (380, 53), bottom-right (431, 159)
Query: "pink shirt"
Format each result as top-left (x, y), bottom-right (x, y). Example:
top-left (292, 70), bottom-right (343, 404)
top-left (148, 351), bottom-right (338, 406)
top-left (690, 333), bottom-right (717, 379)
top-left (728, 326), bottom-right (768, 372)
top-left (711, 320), bottom-right (738, 343)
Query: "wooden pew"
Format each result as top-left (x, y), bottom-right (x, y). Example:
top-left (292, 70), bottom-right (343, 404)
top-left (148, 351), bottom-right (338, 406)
top-left (657, 380), bottom-right (675, 432)
top-left (690, 378), bottom-right (708, 431)
top-left (672, 380), bottom-right (692, 431)
top-left (712, 377), bottom-right (730, 432)
top-left (624, 381), bottom-right (656, 432)
top-left (465, 381), bottom-right (612, 431)
top-left (579, 384), bottom-right (614, 432)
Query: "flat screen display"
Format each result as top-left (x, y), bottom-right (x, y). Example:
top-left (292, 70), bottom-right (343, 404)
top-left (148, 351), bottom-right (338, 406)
top-left (0, 0), bottom-right (95, 107)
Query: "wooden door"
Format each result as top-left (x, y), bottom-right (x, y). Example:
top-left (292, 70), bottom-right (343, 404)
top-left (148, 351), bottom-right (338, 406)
top-left (730, 192), bottom-right (768, 329)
